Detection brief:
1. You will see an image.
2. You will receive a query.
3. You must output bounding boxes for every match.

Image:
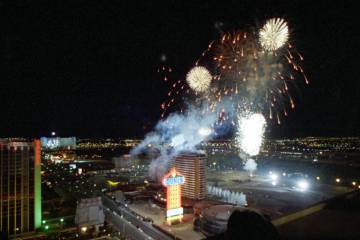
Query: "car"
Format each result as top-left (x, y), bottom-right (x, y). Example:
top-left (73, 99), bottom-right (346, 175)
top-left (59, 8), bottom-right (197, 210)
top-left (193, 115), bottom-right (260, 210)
top-left (143, 217), bottom-right (153, 223)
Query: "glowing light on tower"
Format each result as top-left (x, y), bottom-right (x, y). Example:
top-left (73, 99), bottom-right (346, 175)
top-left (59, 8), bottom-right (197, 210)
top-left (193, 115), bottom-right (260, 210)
top-left (162, 168), bottom-right (185, 225)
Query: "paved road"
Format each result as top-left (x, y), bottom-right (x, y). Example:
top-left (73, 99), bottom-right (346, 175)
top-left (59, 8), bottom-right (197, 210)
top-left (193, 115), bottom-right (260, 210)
top-left (102, 195), bottom-right (174, 240)
top-left (104, 208), bottom-right (152, 240)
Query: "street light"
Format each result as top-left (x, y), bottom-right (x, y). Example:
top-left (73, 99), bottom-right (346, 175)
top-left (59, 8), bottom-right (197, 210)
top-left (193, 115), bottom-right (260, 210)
top-left (297, 180), bottom-right (309, 191)
top-left (269, 173), bottom-right (278, 181)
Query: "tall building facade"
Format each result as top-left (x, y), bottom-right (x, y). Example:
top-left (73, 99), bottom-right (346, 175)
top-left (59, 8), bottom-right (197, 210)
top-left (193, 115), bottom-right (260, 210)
top-left (175, 153), bottom-right (206, 200)
top-left (0, 140), bottom-right (41, 236)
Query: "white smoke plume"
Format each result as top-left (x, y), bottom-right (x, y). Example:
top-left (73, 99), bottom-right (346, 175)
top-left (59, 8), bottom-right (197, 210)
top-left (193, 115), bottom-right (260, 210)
top-left (243, 158), bottom-right (257, 173)
top-left (131, 104), bottom-right (217, 181)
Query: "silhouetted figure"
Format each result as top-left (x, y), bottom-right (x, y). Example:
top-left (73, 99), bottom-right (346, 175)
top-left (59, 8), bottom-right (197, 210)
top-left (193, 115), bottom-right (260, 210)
top-left (206, 210), bottom-right (280, 240)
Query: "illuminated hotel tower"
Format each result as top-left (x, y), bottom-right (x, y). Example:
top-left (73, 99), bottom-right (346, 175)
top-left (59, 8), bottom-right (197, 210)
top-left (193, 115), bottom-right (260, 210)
top-left (0, 140), bottom-right (41, 237)
top-left (175, 153), bottom-right (206, 200)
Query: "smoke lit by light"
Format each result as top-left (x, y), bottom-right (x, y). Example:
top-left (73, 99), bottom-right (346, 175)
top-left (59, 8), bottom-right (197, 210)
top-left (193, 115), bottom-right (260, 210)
top-left (198, 127), bottom-right (212, 137)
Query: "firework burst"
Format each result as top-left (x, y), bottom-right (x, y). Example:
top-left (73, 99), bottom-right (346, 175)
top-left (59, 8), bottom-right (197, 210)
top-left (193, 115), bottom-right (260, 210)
top-left (186, 66), bottom-right (212, 93)
top-left (199, 23), bottom-right (306, 124)
top-left (236, 113), bottom-right (266, 156)
top-left (159, 18), bottom-right (307, 125)
top-left (259, 18), bottom-right (289, 51)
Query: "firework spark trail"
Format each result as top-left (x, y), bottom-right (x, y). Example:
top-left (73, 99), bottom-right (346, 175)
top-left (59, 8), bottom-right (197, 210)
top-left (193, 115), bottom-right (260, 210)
top-left (158, 65), bottom-right (188, 118)
top-left (140, 18), bottom-right (308, 180)
top-left (159, 18), bottom-right (306, 124)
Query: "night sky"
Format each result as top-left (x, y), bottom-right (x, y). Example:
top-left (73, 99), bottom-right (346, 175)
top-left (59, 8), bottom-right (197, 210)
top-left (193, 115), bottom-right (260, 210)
top-left (1, 0), bottom-right (359, 137)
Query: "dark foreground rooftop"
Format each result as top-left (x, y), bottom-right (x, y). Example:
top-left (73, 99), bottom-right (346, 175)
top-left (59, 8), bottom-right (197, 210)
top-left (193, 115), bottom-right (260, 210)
top-left (277, 190), bottom-right (360, 240)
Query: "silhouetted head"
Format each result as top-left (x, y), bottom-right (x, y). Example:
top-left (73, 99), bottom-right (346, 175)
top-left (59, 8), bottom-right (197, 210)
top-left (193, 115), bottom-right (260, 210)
top-left (225, 210), bottom-right (280, 240)
top-left (204, 209), bottom-right (280, 240)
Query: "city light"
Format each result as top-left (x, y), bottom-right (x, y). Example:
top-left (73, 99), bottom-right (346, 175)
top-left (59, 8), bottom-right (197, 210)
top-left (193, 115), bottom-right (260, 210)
top-left (81, 226), bottom-right (88, 233)
top-left (352, 181), bottom-right (356, 186)
top-left (336, 178), bottom-right (341, 183)
top-left (297, 180), bottom-right (309, 191)
top-left (316, 176), bottom-right (320, 181)
top-left (60, 218), bottom-right (64, 223)
top-left (107, 180), bottom-right (120, 187)
top-left (269, 173), bottom-right (278, 181)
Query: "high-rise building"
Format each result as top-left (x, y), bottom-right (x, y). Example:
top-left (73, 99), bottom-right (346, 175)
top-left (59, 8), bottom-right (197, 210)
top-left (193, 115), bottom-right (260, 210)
top-left (40, 137), bottom-right (76, 150)
top-left (175, 153), bottom-right (206, 200)
top-left (0, 139), bottom-right (41, 237)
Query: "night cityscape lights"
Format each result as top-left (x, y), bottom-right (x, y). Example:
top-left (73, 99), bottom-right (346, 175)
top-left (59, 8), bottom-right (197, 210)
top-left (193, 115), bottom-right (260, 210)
top-left (0, 1), bottom-right (359, 239)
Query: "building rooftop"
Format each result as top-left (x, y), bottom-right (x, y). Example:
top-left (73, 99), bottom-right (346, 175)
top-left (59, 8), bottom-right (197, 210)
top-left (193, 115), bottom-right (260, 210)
top-left (276, 190), bottom-right (360, 240)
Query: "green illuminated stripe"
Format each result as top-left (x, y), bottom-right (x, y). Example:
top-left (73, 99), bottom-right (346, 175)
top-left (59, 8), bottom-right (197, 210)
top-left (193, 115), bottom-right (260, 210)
top-left (34, 140), bottom-right (42, 229)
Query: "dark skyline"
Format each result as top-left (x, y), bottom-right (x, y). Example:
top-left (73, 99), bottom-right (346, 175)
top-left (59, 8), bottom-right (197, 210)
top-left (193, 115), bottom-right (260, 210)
top-left (1, 0), bottom-right (359, 137)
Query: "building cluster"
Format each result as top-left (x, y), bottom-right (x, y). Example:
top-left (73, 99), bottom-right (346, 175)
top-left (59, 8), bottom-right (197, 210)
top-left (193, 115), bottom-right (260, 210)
top-left (76, 139), bottom-right (141, 149)
top-left (265, 137), bottom-right (360, 152)
top-left (2, 136), bottom-right (360, 239)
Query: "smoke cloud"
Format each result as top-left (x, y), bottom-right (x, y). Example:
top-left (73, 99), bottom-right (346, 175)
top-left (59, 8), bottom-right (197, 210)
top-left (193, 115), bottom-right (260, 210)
top-left (243, 158), bottom-right (257, 173)
top-left (131, 103), bottom-right (217, 180)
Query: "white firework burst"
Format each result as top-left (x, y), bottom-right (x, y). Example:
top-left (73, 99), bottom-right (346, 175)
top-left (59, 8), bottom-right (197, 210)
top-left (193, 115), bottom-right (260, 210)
top-left (259, 18), bottom-right (289, 51)
top-left (236, 113), bottom-right (266, 156)
top-left (186, 66), bottom-right (212, 93)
